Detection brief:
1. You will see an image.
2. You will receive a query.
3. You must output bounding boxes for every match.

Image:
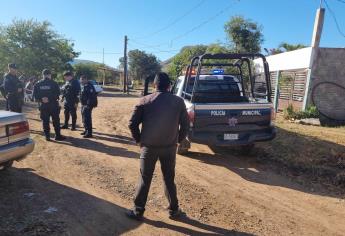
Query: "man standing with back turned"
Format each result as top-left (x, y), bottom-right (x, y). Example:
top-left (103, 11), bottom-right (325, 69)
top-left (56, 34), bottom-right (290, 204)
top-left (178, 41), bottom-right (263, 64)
top-left (33, 69), bottom-right (65, 141)
top-left (127, 72), bottom-right (190, 220)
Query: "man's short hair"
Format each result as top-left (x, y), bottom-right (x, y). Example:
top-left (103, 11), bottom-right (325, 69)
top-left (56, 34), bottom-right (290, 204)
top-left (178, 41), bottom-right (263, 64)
top-left (63, 71), bottom-right (73, 77)
top-left (42, 69), bottom-right (51, 75)
top-left (80, 74), bottom-right (87, 79)
top-left (154, 72), bottom-right (171, 91)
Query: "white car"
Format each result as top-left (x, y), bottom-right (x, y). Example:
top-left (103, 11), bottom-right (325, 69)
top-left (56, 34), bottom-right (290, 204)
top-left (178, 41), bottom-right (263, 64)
top-left (90, 80), bottom-right (103, 94)
top-left (0, 111), bottom-right (35, 170)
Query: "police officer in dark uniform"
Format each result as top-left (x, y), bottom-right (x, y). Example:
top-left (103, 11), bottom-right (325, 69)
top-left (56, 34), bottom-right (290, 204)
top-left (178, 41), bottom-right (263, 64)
top-left (3, 63), bottom-right (24, 112)
top-left (80, 75), bottom-right (97, 138)
top-left (33, 69), bottom-right (66, 141)
top-left (61, 71), bottom-right (80, 130)
top-left (127, 72), bottom-right (190, 220)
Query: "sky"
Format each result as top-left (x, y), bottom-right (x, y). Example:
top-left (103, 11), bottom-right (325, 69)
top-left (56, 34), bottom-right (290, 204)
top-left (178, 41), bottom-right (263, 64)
top-left (0, 0), bottom-right (344, 67)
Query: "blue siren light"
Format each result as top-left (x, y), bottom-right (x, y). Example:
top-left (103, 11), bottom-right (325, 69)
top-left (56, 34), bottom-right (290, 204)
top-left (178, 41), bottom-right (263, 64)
top-left (212, 69), bottom-right (224, 75)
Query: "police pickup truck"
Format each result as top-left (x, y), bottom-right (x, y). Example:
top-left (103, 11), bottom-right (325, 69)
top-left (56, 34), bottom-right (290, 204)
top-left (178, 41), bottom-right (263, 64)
top-left (172, 53), bottom-right (276, 154)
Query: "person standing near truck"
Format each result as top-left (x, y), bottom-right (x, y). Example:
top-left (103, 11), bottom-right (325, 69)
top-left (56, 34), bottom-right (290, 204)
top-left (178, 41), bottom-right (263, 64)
top-left (3, 63), bottom-right (24, 112)
top-left (80, 75), bottom-right (97, 138)
top-left (127, 72), bottom-right (190, 220)
top-left (33, 69), bottom-right (66, 141)
top-left (61, 71), bottom-right (80, 131)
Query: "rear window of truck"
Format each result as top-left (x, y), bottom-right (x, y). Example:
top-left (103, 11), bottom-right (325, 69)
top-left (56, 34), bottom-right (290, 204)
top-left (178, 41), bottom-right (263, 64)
top-left (184, 76), bottom-right (248, 103)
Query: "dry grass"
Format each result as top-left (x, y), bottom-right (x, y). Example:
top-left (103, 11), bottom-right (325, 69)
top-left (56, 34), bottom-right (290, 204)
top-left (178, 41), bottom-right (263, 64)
top-left (258, 115), bottom-right (345, 189)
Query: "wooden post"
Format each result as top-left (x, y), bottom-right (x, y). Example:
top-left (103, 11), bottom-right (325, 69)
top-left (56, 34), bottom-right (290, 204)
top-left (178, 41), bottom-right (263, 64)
top-left (123, 36), bottom-right (128, 93)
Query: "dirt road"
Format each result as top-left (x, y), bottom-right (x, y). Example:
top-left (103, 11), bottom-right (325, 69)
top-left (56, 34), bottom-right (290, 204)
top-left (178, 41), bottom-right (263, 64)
top-left (1, 89), bottom-right (345, 236)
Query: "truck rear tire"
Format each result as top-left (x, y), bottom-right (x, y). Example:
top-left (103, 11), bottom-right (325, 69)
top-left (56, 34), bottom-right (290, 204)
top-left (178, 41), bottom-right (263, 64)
top-left (240, 144), bottom-right (255, 155)
top-left (0, 161), bottom-right (14, 171)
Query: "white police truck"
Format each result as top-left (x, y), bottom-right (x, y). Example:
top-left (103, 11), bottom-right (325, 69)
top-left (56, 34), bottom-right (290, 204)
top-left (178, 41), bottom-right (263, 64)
top-left (172, 53), bottom-right (276, 154)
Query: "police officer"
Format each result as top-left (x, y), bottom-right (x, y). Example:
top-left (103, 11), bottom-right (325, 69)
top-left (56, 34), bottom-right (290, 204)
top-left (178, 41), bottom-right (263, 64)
top-left (127, 72), bottom-right (190, 220)
top-left (3, 63), bottom-right (24, 112)
top-left (61, 71), bottom-right (80, 130)
top-left (33, 69), bottom-right (66, 141)
top-left (80, 75), bottom-right (97, 138)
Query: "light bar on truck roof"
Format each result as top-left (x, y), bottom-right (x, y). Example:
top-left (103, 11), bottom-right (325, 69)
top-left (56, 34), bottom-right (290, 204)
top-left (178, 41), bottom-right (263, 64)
top-left (212, 69), bottom-right (224, 75)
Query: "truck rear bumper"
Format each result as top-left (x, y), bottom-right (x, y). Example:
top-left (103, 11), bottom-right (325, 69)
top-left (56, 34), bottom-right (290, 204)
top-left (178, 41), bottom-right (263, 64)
top-left (0, 139), bottom-right (35, 164)
top-left (189, 127), bottom-right (276, 147)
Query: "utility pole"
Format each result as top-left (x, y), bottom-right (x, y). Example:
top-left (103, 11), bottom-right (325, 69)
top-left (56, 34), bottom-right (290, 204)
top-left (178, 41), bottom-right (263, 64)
top-left (311, 6), bottom-right (325, 48)
top-left (123, 35), bottom-right (128, 93)
top-left (102, 48), bottom-right (105, 86)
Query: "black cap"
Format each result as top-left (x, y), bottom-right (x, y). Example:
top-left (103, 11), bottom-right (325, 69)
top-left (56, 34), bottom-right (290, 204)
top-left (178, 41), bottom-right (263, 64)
top-left (42, 69), bottom-right (51, 75)
top-left (63, 71), bottom-right (73, 77)
top-left (8, 63), bottom-right (17, 69)
top-left (154, 72), bottom-right (171, 91)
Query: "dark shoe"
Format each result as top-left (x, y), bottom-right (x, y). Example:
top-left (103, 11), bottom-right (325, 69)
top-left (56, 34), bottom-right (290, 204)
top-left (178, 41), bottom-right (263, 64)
top-left (55, 135), bottom-right (66, 141)
top-left (80, 131), bottom-right (86, 135)
top-left (169, 208), bottom-right (185, 219)
top-left (126, 210), bottom-right (143, 221)
top-left (61, 125), bottom-right (68, 129)
top-left (71, 127), bottom-right (77, 131)
top-left (45, 136), bottom-right (51, 141)
top-left (83, 134), bottom-right (93, 138)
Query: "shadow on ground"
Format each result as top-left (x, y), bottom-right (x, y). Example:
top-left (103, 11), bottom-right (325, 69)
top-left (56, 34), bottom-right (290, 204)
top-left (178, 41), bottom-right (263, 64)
top-left (0, 168), bottom-right (251, 236)
top-left (98, 91), bottom-right (138, 98)
top-left (30, 129), bottom-right (139, 158)
top-left (184, 127), bottom-right (345, 198)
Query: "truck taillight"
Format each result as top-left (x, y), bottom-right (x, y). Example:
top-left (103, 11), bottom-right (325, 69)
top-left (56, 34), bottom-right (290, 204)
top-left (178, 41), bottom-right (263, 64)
top-left (187, 107), bottom-right (195, 127)
top-left (8, 121), bottom-right (29, 136)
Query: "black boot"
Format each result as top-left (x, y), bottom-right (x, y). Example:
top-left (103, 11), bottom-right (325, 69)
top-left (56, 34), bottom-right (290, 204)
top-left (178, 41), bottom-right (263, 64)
top-left (126, 209), bottom-right (143, 221)
top-left (55, 134), bottom-right (66, 141)
top-left (61, 124), bottom-right (68, 129)
top-left (45, 134), bottom-right (51, 141)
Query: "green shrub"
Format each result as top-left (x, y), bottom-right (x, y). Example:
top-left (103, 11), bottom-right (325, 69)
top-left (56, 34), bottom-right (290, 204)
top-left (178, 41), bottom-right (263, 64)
top-left (283, 105), bottom-right (319, 120)
top-left (283, 104), bottom-right (295, 120)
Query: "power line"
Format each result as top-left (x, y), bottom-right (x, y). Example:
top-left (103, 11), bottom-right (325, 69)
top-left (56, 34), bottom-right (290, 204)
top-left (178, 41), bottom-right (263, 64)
top-left (131, 0), bottom-right (238, 50)
top-left (127, 42), bottom-right (180, 54)
top-left (170, 0), bottom-right (238, 45)
top-left (79, 50), bottom-right (122, 55)
top-left (335, 0), bottom-right (345, 4)
top-left (324, 0), bottom-right (345, 38)
top-left (133, 0), bottom-right (206, 40)
top-left (129, 40), bottom-right (167, 50)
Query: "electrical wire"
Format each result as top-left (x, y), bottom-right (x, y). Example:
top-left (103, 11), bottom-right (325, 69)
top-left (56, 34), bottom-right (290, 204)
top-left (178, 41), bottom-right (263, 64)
top-left (335, 0), bottom-right (345, 4)
top-left (324, 0), bottom-right (345, 38)
top-left (79, 50), bottom-right (122, 55)
top-left (170, 0), bottom-right (238, 45)
top-left (130, 0), bottom-right (238, 50)
top-left (133, 0), bottom-right (206, 40)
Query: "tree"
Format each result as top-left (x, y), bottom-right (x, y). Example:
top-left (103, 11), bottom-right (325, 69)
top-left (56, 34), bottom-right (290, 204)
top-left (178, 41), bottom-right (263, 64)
top-left (167, 45), bottom-right (208, 79)
top-left (120, 49), bottom-right (161, 81)
top-left (0, 19), bottom-right (78, 77)
top-left (264, 42), bottom-right (307, 56)
top-left (73, 63), bottom-right (99, 81)
top-left (278, 42), bottom-right (306, 52)
top-left (224, 16), bottom-right (264, 53)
